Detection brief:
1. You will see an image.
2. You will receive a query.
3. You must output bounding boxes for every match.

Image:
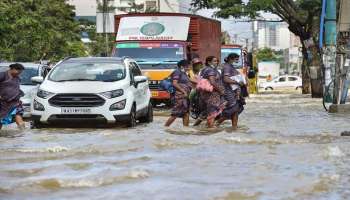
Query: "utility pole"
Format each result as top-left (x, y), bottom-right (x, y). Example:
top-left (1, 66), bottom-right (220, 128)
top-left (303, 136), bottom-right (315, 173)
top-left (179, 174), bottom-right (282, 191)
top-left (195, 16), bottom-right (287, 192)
top-left (245, 38), bottom-right (249, 50)
top-left (157, 0), bottom-right (160, 12)
top-left (233, 34), bottom-right (238, 44)
top-left (323, 0), bottom-right (337, 103)
top-left (102, 0), bottom-right (109, 56)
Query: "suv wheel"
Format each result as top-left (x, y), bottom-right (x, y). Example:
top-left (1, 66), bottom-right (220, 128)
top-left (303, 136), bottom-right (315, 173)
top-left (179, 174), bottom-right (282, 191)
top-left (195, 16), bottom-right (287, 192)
top-left (127, 105), bottom-right (137, 127)
top-left (139, 102), bottom-right (153, 123)
top-left (31, 120), bottom-right (46, 129)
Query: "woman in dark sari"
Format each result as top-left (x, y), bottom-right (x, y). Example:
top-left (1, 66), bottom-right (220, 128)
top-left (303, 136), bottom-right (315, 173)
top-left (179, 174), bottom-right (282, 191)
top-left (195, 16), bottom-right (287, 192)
top-left (0, 63), bottom-right (25, 130)
top-left (217, 53), bottom-right (245, 129)
top-left (195, 56), bottom-right (226, 128)
top-left (165, 60), bottom-right (193, 127)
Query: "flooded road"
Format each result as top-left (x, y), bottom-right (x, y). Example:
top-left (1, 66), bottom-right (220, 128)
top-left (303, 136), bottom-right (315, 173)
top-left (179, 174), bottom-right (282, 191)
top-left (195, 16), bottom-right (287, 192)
top-left (1, 93), bottom-right (350, 200)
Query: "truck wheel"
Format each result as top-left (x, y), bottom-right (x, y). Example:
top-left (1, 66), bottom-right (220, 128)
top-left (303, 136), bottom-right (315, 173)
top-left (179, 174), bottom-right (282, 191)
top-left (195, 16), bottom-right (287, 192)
top-left (139, 102), bottom-right (153, 123)
top-left (127, 105), bottom-right (137, 127)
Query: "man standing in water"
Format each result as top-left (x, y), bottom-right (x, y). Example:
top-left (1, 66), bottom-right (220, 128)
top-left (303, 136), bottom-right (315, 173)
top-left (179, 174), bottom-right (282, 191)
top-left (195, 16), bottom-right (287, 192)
top-left (0, 63), bottom-right (25, 130)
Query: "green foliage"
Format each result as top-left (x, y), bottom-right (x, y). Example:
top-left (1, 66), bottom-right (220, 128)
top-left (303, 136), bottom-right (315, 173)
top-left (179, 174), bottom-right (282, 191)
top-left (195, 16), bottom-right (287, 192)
top-left (0, 0), bottom-right (86, 62)
top-left (256, 48), bottom-right (277, 61)
top-left (79, 22), bottom-right (115, 57)
top-left (191, 0), bottom-right (322, 41)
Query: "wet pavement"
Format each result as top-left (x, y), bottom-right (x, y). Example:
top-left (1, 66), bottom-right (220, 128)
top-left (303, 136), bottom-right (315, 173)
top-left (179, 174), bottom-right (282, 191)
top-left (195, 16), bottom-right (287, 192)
top-left (1, 93), bottom-right (350, 200)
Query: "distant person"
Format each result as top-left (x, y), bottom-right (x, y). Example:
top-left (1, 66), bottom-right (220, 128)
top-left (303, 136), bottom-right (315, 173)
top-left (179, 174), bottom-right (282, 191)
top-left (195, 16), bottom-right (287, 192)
top-left (188, 58), bottom-right (202, 119)
top-left (267, 74), bottom-right (272, 81)
top-left (0, 63), bottom-right (25, 130)
top-left (192, 58), bottom-right (203, 76)
top-left (217, 53), bottom-right (246, 130)
top-left (165, 60), bottom-right (193, 127)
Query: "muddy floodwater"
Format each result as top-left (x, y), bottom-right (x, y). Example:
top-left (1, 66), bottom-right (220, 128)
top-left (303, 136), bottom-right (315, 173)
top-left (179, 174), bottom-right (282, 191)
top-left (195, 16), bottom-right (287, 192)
top-left (1, 93), bottom-right (350, 200)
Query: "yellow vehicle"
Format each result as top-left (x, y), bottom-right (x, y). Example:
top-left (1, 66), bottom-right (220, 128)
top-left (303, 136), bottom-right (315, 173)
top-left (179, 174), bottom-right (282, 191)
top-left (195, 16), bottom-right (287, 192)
top-left (113, 13), bottom-right (221, 104)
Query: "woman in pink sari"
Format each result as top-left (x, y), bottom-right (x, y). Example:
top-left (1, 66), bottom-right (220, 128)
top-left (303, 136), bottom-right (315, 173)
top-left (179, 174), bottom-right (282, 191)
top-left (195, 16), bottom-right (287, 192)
top-left (196, 56), bottom-right (226, 128)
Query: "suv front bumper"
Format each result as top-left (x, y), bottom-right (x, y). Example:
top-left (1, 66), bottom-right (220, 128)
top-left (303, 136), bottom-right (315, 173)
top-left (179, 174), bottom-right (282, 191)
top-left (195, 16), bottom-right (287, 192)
top-left (31, 96), bottom-right (132, 124)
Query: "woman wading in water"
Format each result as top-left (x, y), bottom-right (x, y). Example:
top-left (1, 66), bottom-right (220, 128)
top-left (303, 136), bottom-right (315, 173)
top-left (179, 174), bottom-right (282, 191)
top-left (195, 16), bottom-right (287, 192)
top-left (194, 56), bottom-right (226, 128)
top-left (0, 63), bottom-right (25, 130)
top-left (165, 60), bottom-right (193, 127)
top-left (217, 53), bottom-right (246, 129)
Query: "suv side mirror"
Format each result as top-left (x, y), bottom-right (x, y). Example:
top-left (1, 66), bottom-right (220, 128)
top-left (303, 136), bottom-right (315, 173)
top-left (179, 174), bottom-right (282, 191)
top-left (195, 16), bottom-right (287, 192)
top-left (134, 76), bottom-right (148, 87)
top-left (31, 76), bottom-right (44, 84)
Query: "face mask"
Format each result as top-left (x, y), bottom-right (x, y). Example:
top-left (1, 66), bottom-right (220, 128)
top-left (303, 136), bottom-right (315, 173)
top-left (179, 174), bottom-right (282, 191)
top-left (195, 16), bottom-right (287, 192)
top-left (180, 68), bottom-right (185, 72)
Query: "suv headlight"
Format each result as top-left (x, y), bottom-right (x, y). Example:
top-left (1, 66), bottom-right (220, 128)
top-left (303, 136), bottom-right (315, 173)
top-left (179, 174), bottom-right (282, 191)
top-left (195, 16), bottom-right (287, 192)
top-left (110, 99), bottom-right (126, 111)
top-left (100, 89), bottom-right (123, 99)
top-left (37, 89), bottom-right (54, 99)
top-left (33, 99), bottom-right (45, 111)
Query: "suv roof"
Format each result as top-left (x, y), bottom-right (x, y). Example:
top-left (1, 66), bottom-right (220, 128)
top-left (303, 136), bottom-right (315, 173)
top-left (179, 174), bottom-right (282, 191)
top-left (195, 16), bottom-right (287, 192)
top-left (64, 57), bottom-right (126, 63)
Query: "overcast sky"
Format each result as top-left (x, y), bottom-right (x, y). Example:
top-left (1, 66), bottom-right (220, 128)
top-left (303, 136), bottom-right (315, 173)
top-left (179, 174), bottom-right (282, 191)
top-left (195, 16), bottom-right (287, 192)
top-left (196, 9), bottom-right (253, 43)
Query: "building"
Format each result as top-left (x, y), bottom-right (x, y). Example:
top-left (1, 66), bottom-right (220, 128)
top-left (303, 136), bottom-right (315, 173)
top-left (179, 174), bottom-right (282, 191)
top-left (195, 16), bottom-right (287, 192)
top-left (68, 0), bottom-right (97, 21)
top-left (253, 21), bottom-right (293, 51)
top-left (68, 0), bottom-right (192, 20)
top-left (253, 20), bottom-right (302, 74)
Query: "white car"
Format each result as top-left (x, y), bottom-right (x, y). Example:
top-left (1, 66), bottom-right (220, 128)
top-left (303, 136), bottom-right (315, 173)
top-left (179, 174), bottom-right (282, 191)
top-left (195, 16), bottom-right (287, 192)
top-left (30, 57), bottom-right (153, 128)
top-left (259, 75), bottom-right (302, 90)
top-left (0, 62), bottom-right (42, 118)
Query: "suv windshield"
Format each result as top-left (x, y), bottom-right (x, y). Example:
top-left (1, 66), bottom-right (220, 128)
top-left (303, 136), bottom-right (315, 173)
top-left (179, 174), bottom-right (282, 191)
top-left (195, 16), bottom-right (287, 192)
top-left (114, 43), bottom-right (184, 62)
top-left (0, 65), bottom-right (38, 85)
top-left (49, 62), bottom-right (126, 82)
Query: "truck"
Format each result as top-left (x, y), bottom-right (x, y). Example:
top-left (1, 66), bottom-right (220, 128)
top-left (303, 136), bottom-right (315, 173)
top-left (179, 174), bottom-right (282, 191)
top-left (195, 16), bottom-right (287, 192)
top-left (221, 44), bottom-right (247, 74)
top-left (113, 13), bottom-right (221, 104)
top-left (221, 44), bottom-right (244, 65)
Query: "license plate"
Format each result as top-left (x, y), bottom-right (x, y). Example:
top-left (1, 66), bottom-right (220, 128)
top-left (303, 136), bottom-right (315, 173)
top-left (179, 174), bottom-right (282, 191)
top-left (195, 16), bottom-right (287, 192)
top-left (61, 108), bottom-right (91, 114)
top-left (151, 91), bottom-right (158, 97)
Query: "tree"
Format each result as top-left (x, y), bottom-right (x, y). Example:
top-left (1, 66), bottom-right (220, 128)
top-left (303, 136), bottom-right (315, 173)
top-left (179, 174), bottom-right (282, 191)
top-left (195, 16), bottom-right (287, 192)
top-left (77, 18), bottom-right (115, 57)
top-left (191, 0), bottom-right (323, 97)
top-left (0, 0), bottom-right (87, 62)
top-left (96, 0), bottom-right (116, 56)
top-left (256, 48), bottom-right (277, 61)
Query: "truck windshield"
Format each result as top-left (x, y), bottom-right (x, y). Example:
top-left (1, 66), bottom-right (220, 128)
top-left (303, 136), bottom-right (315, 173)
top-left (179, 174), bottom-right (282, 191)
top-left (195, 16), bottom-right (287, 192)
top-left (114, 43), bottom-right (185, 63)
top-left (221, 48), bottom-right (243, 68)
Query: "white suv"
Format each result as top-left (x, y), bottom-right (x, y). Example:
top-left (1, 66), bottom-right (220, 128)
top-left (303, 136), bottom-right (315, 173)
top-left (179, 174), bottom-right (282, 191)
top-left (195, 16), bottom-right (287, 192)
top-left (30, 57), bottom-right (153, 128)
